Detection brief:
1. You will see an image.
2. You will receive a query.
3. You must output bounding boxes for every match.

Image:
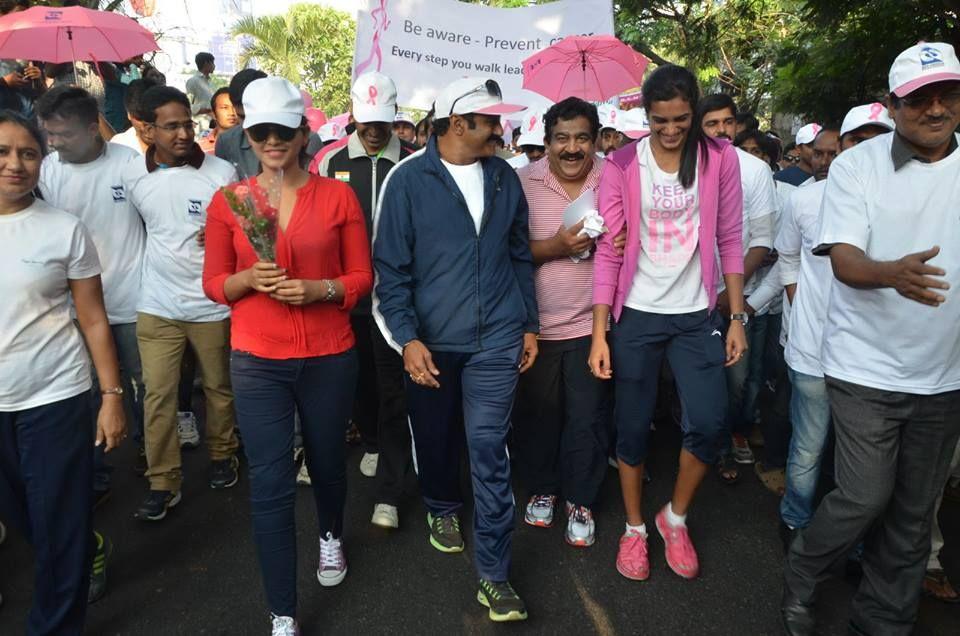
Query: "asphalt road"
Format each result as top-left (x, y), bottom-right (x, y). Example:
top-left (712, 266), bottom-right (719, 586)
top-left (2, 416), bottom-right (958, 635)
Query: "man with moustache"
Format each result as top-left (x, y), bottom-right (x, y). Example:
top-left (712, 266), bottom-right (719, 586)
top-left (513, 97), bottom-right (611, 548)
top-left (373, 77), bottom-right (538, 622)
top-left (781, 42), bottom-right (960, 636)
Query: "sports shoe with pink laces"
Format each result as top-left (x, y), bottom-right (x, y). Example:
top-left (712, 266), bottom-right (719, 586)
top-left (655, 506), bottom-right (700, 579)
top-left (616, 529), bottom-right (650, 581)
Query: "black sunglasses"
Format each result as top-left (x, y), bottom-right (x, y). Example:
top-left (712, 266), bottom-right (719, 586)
top-left (448, 79), bottom-right (502, 116)
top-left (247, 123), bottom-right (300, 143)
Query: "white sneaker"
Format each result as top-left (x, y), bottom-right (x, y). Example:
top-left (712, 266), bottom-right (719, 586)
top-left (523, 494), bottom-right (557, 527)
top-left (293, 448), bottom-right (311, 486)
top-left (317, 532), bottom-right (347, 586)
top-left (564, 502), bottom-right (596, 547)
top-left (371, 503), bottom-right (399, 529)
top-left (271, 614), bottom-right (299, 636)
top-left (359, 452), bottom-right (379, 478)
top-left (177, 412), bottom-right (200, 449)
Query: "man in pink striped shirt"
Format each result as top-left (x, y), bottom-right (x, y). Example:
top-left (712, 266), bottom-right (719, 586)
top-left (513, 98), bottom-right (611, 548)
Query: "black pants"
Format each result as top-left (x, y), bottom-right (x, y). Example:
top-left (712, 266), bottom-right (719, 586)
top-left (784, 377), bottom-right (960, 635)
top-left (760, 339), bottom-right (792, 468)
top-left (352, 315), bottom-right (379, 451)
top-left (513, 336), bottom-right (611, 506)
top-left (0, 393), bottom-right (93, 636)
top-left (369, 319), bottom-right (412, 506)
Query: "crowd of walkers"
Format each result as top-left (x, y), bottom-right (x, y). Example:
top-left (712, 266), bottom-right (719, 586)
top-left (0, 32), bottom-right (958, 636)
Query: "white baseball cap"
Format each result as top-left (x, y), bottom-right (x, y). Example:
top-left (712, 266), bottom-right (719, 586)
top-left (889, 42), bottom-right (960, 98)
top-left (795, 123), bottom-right (822, 146)
top-left (318, 121), bottom-right (345, 142)
top-left (840, 103), bottom-right (895, 138)
top-left (622, 108), bottom-right (650, 139)
top-left (597, 104), bottom-right (624, 132)
top-left (434, 77), bottom-right (525, 118)
top-left (394, 111), bottom-right (415, 127)
top-left (242, 77), bottom-right (305, 129)
top-left (516, 110), bottom-right (546, 147)
top-left (351, 72), bottom-right (397, 124)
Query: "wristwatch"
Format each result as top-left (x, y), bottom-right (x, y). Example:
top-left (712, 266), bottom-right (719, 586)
top-left (730, 312), bottom-right (750, 326)
top-left (101, 386), bottom-right (125, 396)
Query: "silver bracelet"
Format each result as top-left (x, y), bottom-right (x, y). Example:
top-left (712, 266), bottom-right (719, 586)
top-left (323, 279), bottom-right (337, 302)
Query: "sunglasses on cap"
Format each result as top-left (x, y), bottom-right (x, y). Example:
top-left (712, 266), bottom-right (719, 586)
top-left (448, 79), bottom-right (502, 116)
top-left (247, 123), bottom-right (300, 143)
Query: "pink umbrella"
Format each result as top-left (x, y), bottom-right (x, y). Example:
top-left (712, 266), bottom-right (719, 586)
top-left (0, 6), bottom-right (159, 63)
top-left (521, 35), bottom-right (649, 103)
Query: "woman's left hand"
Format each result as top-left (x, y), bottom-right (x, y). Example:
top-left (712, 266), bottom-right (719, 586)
top-left (270, 279), bottom-right (321, 305)
top-left (96, 396), bottom-right (127, 452)
top-left (725, 320), bottom-right (748, 367)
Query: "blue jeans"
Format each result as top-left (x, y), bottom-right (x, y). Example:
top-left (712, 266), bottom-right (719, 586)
top-left (230, 348), bottom-right (358, 618)
top-left (92, 322), bottom-right (145, 493)
top-left (780, 368), bottom-right (831, 529)
top-left (0, 393), bottom-right (93, 636)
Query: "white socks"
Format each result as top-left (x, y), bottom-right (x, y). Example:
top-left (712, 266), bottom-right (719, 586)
top-left (625, 522), bottom-right (646, 536)
top-left (665, 502), bottom-right (687, 527)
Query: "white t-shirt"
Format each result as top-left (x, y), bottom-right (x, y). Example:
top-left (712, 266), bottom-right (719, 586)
top-left (817, 133), bottom-right (960, 394)
top-left (441, 159), bottom-right (484, 234)
top-left (40, 143), bottom-right (144, 325)
top-left (124, 153), bottom-right (236, 322)
top-left (625, 137), bottom-right (707, 313)
top-left (110, 127), bottom-right (144, 155)
top-left (778, 179), bottom-right (830, 377)
top-left (0, 199), bottom-right (102, 411)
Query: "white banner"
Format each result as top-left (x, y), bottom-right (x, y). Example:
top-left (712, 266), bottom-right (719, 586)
top-left (353, 0), bottom-right (615, 110)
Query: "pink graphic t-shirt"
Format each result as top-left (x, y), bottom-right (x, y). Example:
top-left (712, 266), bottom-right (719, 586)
top-left (625, 137), bottom-right (708, 314)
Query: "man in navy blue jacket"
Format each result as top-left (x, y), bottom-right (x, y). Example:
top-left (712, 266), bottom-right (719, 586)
top-left (373, 77), bottom-right (538, 623)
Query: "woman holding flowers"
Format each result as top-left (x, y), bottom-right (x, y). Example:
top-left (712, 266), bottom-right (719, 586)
top-left (202, 77), bottom-right (372, 636)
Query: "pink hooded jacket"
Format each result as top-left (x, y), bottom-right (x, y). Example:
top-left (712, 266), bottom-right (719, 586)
top-left (593, 135), bottom-right (744, 321)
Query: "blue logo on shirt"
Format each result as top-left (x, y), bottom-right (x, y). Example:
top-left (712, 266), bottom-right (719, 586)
top-left (920, 46), bottom-right (944, 70)
top-left (111, 185), bottom-right (125, 202)
top-left (187, 199), bottom-right (203, 216)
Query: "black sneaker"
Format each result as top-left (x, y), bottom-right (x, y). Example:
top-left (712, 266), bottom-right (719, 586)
top-left (209, 455), bottom-right (240, 489)
top-left (133, 446), bottom-right (147, 475)
top-left (134, 490), bottom-right (181, 521)
top-left (477, 579), bottom-right (528, 622)
top-left (88, 531), bottom-right (112, 604)
top-left (427, 512), bottom-right (464, 553)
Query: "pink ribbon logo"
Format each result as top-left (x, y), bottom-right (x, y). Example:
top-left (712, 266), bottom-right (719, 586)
top-left (868, 102), bottom-right (885, 121)
top-left (528, 116), bottom-right (536, 131)
top-left (367, 86), bottom-right (379, 105)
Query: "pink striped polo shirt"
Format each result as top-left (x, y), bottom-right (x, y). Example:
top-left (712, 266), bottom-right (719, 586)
top-left (518, 157), bottom-right (604, 341)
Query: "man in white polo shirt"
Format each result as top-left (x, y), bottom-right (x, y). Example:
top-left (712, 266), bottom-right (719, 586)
top-left (776, 109), bottom-right (892, 546)
top-left (124, 86), bottom-right (240, 523)
top-left (781, 42), bottom-right (960, 636)
top-left (35, 86), bottom-right (145, 501)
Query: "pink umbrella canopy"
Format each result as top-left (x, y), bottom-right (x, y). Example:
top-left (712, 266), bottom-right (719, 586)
top-left (0, 6), bottom-right (159, 63)
top-left (521, 35), bottom-right (649, 103)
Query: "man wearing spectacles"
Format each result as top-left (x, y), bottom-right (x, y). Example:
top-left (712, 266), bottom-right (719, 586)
top-left (122, 86), bottom-right (241, 523)
top-left (373, 76), bottom-right (538, 622)
top-left (781, 41), bottom-right (960, 636)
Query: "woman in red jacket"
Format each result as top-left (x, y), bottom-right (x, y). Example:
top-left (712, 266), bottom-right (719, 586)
top-left (202, 77), bottom-right (372, 636)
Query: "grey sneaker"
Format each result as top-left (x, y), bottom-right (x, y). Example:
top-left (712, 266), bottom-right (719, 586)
top-left (177, 411), bottom-right (200, 449)
top-left (271, 614), bottom-right (299, 636)
top-left (477, 579), bottom-right (528, 622)
top-left (427, 512), bottom-right (464, 553)
top-left (316, 532), bottom-right (347, 587)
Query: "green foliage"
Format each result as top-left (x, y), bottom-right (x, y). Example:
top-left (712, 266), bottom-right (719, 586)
top-left (232, 3), bottom-right (356, 114)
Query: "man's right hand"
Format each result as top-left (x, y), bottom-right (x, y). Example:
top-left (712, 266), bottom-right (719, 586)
top-left (404, 340), bottom-right (440, 388)
top-left (248, 262), bottom-right (287, 293)
top-left (553, 220), bottom-right (595, 257)
top-left (2, 71), bottom-right (26, 88)
top-left (888, 246), bottom-right (949, 307)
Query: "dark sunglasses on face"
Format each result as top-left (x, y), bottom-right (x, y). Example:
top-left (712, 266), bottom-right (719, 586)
top-left (247, 123), bottom-right (299, 143)
top-left (784, 155), bottom-right (800, 163)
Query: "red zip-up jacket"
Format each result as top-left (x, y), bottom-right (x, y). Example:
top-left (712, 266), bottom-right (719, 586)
top-left (203, 174), bottom-right (373, 359)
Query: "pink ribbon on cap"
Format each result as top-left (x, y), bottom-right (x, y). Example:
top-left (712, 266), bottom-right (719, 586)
top-left (528, 116), bottom-right (536, 131)
top-left (367, 86), bottom-right (378, 105)
top-left (868, 103), bottom-right (885, 121)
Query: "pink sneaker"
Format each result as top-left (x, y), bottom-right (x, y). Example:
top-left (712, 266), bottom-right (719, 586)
top-left (616, 530), bottom-right (650, 581)
top-left (655, 506), bottom-right (700, 579)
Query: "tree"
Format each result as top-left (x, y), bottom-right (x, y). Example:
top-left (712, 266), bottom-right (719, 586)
top-left (232, 3), bottom-right (355, 114)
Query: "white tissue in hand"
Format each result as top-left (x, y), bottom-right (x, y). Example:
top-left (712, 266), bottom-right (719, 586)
top-left (562, 190), bottom-right (607, 262)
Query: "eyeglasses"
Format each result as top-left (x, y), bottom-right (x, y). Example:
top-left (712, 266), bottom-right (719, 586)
top-left (784, 155), bottom-right (800, 163)
top-left (152, 122), bottom-right (194, 133)
top-left (448, 79), bottom-right (502, 116)
top-left (900, 89), bottom-right (960, 112)
top-left (247, 123), bottom-right (300, 143)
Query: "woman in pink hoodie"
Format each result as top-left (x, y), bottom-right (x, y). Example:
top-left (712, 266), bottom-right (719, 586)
top-left (588, 65), bottom-right (747, 582)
